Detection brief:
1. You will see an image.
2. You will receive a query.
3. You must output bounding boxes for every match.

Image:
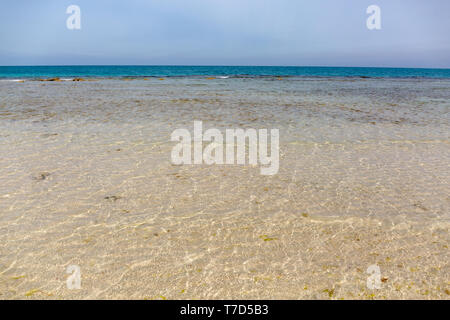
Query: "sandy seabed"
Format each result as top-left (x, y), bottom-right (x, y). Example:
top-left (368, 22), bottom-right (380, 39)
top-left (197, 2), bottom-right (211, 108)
top-left (0, 77), bottom-right (448, 299)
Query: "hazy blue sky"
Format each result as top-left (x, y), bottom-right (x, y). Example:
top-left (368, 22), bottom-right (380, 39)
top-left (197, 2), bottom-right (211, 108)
top-left (0, 0), bottom-right (449, 67)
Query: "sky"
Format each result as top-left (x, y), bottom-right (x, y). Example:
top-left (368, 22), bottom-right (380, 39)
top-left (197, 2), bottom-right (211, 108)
top-left (0, 0), bottom-right (449, 68)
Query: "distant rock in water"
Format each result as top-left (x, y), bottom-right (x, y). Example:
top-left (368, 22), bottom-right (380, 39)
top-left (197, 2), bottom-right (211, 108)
top-left (40, 78), bottom-right (61, 82)
top-left (32, 172), bottom-right (50, 181)
top-left (104, 195), bottom-right (122, 201)
top-left (41, 133), bottom-right (58, 138)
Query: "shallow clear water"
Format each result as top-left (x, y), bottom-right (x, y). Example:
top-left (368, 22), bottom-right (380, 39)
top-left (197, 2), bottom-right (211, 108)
top-left (0, 77), bottom-right (448, 299)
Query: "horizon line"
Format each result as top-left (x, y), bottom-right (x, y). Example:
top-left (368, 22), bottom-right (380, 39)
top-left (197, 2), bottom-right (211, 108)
top-left (1, 64), bottom-right (449, 70)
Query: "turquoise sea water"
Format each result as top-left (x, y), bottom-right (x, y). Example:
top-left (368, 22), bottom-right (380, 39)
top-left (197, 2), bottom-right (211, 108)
top-left (1, 65), bottom-right (450, 79)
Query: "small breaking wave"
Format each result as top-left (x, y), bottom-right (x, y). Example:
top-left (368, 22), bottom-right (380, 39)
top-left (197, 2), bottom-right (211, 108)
top-left (0, 79), bottom-right (25, 82)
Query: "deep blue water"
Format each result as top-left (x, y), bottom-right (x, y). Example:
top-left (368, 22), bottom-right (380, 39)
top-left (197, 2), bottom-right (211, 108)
top-left (1, 65), bottom-right (450, 79)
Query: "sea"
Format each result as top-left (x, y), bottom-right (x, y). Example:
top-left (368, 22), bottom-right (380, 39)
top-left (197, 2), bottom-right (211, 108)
top-left (0, 65), bottom-right (450, 79)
